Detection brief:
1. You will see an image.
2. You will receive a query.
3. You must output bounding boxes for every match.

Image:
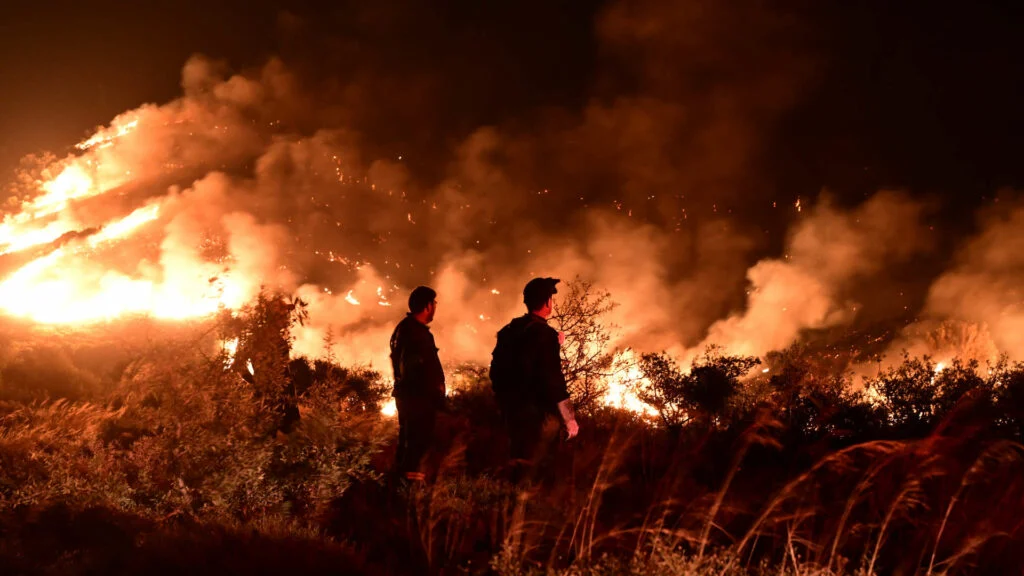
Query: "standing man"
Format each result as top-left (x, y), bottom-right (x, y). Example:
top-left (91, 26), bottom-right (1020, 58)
top-left (389, 286), bottom-right (445, 483)
top-left (490, 277), bottom-right (579, 483)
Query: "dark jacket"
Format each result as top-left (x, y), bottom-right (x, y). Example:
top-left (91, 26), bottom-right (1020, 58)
top-left (389, 314), bottom-right (445, 401)
top-left (494, 313), bottom-right (569, 412)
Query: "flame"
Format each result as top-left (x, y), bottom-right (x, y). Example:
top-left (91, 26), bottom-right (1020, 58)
top-left (0, 109), bottom-right (249, 325)
top-left (0, 218), bottom-right (77, 256)
top-left (0, 199), bottom-right (242, 324)
top-left (376, 285), bottom-right (391, 306)
top-left (601, 349), bottom-right (659, 417)
top-left (87, 204), bottom-right (161, 246)
top-left (381, 398), bottom-right (397, 417)
top-left (0, 113), bottom-right (146, 259)
top-left (33, 164), bottom-right (96, 217)
top-left (0, 164), bottom-right (97, 256)
top-left (77, 118), bottom-right (139, 151)
top-left (222, 338), bottom-right (240, 369)
top-left (2, 68), bottom-right (993, 426)
top-left (345, 290), bottom-right (361, 305)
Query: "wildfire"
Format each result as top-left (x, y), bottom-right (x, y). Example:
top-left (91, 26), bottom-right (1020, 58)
top-left (222, 337), bottom-right (240, 369)
top-left (345, 290), bottom-right (361, 305)
top-left (77, 118), bottom-right (139, 151)
top-left (87, 204), bottom-right (161, 246)
top-left (376, 286), bottom-right (391, 306)
top-left (601, 349), bottom-right (659, 417)
top-left (0, 218), bottom-right (77, 256)
top-left (31, 164), bottom-right (95, 217)
top-left (0, 197), bottom-right (242, 323)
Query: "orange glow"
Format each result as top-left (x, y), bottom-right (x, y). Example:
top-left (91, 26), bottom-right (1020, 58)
top-left (0, 218), bottom-right (77, 255)
top-left (77, 118), bottom-right (139, 151)
top-left (88, 204), bottom-right (161, 246)
top-left (33, 164), bottom-right (95, 216)
top-left (345, 290), bottom-right (361, 305)
top-left (0, 201), bottom-right (247, 324)
top-left (601, 349), bottom-right (659, 417)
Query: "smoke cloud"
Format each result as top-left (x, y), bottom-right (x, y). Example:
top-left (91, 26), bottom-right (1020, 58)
top-left (3, 0), bottom-right (1013, 381)
top-left (881, 194), bottom-right (1024, 368)
top-left (689, 191), bottom-right (931, 361)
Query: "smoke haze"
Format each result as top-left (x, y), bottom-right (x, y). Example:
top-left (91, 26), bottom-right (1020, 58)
top-left (1, 0), bottom-right (1021, 377)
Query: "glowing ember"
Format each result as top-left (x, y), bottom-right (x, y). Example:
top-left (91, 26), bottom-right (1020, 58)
top-left (345, 290), bottom-right (361, 305)
top-left (222, 338), bottom-right (240, 369)
top-left (376, 286), bottom-right (391, 306)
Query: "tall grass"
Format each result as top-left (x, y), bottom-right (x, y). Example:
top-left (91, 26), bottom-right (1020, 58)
top-left (2, 302), bottom-right (1024, 573)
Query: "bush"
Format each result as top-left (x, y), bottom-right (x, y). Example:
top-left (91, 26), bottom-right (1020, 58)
top-left (637, 346), bottom-right (760, 430)
top-left (4, 291), bottom-right (1024, 574)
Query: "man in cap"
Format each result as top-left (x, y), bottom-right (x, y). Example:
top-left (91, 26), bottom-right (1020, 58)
top-left (389, 286), bottom-right (445, 482)
top-left (490, 277), bottom-right (579, 483)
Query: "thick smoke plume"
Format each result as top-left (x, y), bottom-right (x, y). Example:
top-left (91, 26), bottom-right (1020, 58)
top-left (881, 194), bottom-right (1024, 368)
top-left (689, 192), bottom-right (931, 361)
top-left (2, 0), bottom-right (1016, 386)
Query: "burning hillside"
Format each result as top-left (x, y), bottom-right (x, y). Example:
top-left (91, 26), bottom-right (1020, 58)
top-left (1, 50), bottom-right (1022, 418)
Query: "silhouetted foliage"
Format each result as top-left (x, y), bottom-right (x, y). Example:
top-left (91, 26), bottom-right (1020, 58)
top-left (3, 300), bottom-right (1024, 574)
top-left (552, 277), bottom-right (617, 414)
top-left (760, 346), bottom-right (877, 444)
top-left (638, 346), bottom-right (760, 430)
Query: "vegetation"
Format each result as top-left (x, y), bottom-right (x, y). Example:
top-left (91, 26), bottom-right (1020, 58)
top-left (1, 286), bottom-right (1023, 574)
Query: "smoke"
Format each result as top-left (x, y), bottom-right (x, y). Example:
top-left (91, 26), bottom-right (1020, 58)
top-left (880, 194), bottom-right (1024, 367)
top-left (7, 0), bottom-right (998, 380)
top-left (690, 191), bottom-right (931, 361)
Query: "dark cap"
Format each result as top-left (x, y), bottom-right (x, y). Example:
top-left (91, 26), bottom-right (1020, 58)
top-left (523, 277), bottom-right (560, 310)
top-left (408, 286), bottom-right (437, 313)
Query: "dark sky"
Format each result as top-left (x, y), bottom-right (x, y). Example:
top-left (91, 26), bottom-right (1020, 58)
top-left (1, 0), bottom-right (1021, 210)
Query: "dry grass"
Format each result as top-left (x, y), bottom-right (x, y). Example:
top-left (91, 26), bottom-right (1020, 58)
top-left (2, 301), bottom-right (1024, 574)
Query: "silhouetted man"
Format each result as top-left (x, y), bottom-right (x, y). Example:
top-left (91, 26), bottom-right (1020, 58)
top-left (389, 286), bottom-right (445, 482)
top-left (490, 277), bottom-right (579, 483)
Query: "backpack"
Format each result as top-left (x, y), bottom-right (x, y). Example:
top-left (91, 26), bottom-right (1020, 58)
top-left (489, 317), bottom-right (542, 406)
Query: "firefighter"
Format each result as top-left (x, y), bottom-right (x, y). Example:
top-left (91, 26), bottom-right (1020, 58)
top-left (389, 286), bottom-right (446, 483)
top-left (490, 277), bottom-right (579, 484)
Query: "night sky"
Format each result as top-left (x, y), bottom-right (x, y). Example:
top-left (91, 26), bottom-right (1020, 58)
top-left (1, 0), bottom-right (1022, 211)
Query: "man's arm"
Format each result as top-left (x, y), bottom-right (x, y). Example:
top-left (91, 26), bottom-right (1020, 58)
top-left (423, 332), bottom-right (446, 398)
top-left (400, 327), bottom-right (445, 397)
top-left (537, 327), bottom-right (577, 438)
top-left (537, 327), bottom-right (569, 405)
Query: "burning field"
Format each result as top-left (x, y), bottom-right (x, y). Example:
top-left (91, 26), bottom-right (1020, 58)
top-left (2, 1), bottom-right (1024, 574)
top-left (3, 54), bottom-right (1024, 410)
